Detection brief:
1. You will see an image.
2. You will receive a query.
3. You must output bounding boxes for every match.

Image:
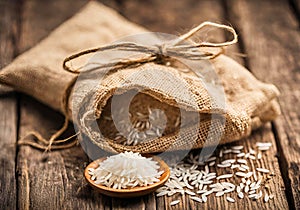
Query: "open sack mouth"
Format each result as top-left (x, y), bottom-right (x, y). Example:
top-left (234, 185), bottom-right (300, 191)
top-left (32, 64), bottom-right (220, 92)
top-left (72, 61), bottom-right (254, 154)
top-left (97, 91), bottom-right (212, 146)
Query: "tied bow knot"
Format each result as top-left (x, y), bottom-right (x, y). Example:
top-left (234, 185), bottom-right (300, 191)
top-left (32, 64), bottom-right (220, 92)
top-left (63, 22), bottom-right (238, 74)
top-left (156, 44), bottom-right (167, 57)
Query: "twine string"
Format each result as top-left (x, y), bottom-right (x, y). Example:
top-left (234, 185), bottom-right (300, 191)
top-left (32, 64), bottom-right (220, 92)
top-left (63, 22), bottom-right (237, 74)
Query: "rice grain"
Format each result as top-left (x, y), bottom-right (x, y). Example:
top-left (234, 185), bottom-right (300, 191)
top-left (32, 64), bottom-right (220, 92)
top-left (170, 200), bottom-right (180, 206)
top-left (226, 197), bottom-right (235, 203)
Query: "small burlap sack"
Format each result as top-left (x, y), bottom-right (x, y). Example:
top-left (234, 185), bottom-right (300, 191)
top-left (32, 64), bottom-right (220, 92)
top-left (0, 2), bottom-right (280, 153)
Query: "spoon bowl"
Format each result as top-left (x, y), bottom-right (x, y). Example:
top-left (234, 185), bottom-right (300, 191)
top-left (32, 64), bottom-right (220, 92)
top-left (84, 155), bottom-right (170, 198)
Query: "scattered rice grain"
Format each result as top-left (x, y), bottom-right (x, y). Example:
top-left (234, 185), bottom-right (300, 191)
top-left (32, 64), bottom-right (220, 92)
top-left (202, 195), bottom-right (207, 202)
top-left (209, 161), bottom-right (216, 166)
top-left (238, 192), bottom-right (244, 199)
top-left (237, 159), bottom-right (247, 164)
top-left (226, 197), bottom-right (235, 203)
top-left (191, 196), bottom-right (202, 203)
top-left (217, 174), bottom-right (233, 180)
top-left (216, 191), bottom-right (225, 197)
top-left (170, 200), bottom-right (180, 206)
top-left (256, 142), bottom-right (272, 147)
top-left (256, 168), bottom-right (270, 173)
top-left (237, 153), bottom-right (245, 157)
top-left (258, 146), bottom-right (271, 151)
top-left (217, 163), bottom-right (231, 168)
top-left (185, 190), bottom-right (196, 196)
top-left (264, 194), bottom-right (269, 203)
top-left (223, 149), bottom-right (232, 154)
top-left (231, 145), bottom-right (244, 150)
top-left (235, 172), bottom-right (247, 177)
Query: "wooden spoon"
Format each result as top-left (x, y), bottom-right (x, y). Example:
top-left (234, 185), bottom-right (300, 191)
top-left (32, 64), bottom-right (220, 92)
top-left (84, 155), bottom-right (170, 198)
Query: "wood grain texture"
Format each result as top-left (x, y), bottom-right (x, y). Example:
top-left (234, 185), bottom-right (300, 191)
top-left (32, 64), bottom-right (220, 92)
top-left (17, 92), bottom-right (113, 210)
top-left (19, 0), bottom-right (87, 53)
top-left (0, 0), bottom-right (19, 209)
top-left (225, 0), bottom-right (300, 209)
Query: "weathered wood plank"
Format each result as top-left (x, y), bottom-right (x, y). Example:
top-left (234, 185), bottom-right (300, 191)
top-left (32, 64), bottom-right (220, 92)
top-left (111, 197), bottom-right (145, 210)
top-left (225, 0), bottom-right (300, 208)
top-left (0, 0), bottom-right (19, 209)
top-left (144, 193), bottom-right (157, 210)
top-left (0, 96), bottom-right (17, 210)
top-left (16, 0), bottom-right (113, 209)
top-left (19, 0), bottom-right (87, 53)
top-left (18, 96), bottom-right (112, 210)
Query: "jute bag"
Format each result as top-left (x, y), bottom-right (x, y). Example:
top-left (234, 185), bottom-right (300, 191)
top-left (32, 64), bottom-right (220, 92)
top-left (0, 2), bottom-right (280, 153)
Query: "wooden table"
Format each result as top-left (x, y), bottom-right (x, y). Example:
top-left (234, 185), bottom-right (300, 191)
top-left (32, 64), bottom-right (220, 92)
top-left (0, 0), bottom-right (299, 209)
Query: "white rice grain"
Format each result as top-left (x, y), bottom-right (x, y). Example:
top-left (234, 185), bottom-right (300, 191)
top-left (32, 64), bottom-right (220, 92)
top-left (264, 194), bottom-right (270, 203)
top-left (258, 146), bottom-right (271, 151)
top-left (231, 145), bottom-right (244, 150)
top-left (191, 196), bottom-right (202, 203)
top-left (256, 142), bottom-right (272, 147)
top-left (257, 152), bottom-right (262, 160)
top-left (216, 191), bottom-right (225, 197)
top-left (196, 189), bottom-right (207, 194)
top-left (231, 164), bottom-right (240, 169)
top-left (217, 174), bottom-right (233, 180)
top-left (185, 190), bottom-right (196, 196)
top-left (248, 190), bottom-right (256, 195)
top-left (235, 172), bottom-right (247, 177)
top-left (256, 168), bottom-right (270, 173)
top-left (237, 153), bottom-right (245, 157)
top-left (237, 159), bottom-right (247, 164)
top-left (205, 156), bottom-right (217, 162)
top-left (226, 197), bottom-right (235, 203)
top-left (170, 200), bottom-right (180, 206)
top-left (156, 191), bottom-right (169, 197)
top-left (202, 195), bottom-right (208, 203)
top-left (249, 148), bottom-right (256, 155)
top-left (221, 182), bottom-right (235, 189)
top-left (203, 190), bottom-right (214, 196)
top-left (209, 161), bottom-right (216, 166)
top-left (249, 155), bottom-right (256, 160)
top-left (248, 194), bottom-right (258, 199)
top-left (221, 159), bottom-right (236, 164)
top-left (223, 149), bottom-right (232, 154)
top-left (244, 185), bottom-right (249, 193)
top-left (238, 192), bottom-right (244, 199)
top-left (217, 163), bottom-right (231, 168)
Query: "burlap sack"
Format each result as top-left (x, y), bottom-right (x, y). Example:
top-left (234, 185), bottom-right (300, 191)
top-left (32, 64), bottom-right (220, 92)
top-left (0, 1), bottom-right (280, 153)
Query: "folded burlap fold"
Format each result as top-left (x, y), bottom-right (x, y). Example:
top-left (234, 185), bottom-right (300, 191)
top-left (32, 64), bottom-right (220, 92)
top-left (0, 1), bottom-right (280, 153)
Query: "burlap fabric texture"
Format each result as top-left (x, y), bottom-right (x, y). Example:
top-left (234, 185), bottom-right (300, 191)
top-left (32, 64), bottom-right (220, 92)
top-left (0, 1), bottom-right (280, 153)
